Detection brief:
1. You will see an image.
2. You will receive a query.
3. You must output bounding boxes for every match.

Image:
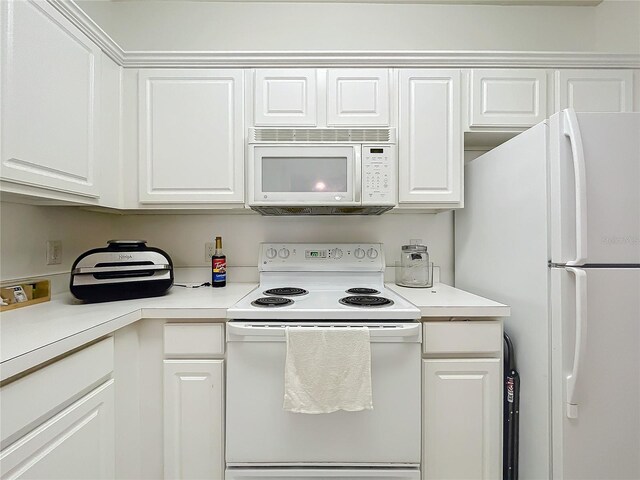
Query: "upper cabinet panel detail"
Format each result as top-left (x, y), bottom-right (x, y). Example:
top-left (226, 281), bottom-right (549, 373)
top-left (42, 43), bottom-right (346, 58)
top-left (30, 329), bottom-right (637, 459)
top-left (138, 69), bottom-right (244, 204)
top-left (0, 0), bottom-right (101, 198)
top-left (399, 69), bottom-right (462, 205)
top-left (555, 69), bottom-right (633, 113)
top-left (326, 69), bottom-right (390, 126)
top-left (470, 69), bottom-right (547, 128)
top-left (254, 69), bottom-right (317, 126)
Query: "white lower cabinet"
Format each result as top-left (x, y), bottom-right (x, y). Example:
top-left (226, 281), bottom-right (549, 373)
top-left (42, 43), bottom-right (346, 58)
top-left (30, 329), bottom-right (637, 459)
top-left (422, 359), bottom-right (501, 480)
top-left (163, 322), bottom-right (225, 480)
top-left (0, 380), bottom-right (115, 480)
top-left (0, 338), bottom-right (115, 480)
top-left (163, 360), bottom-right (224, 480)
top-left (422, 322), bottom-right (502, 480)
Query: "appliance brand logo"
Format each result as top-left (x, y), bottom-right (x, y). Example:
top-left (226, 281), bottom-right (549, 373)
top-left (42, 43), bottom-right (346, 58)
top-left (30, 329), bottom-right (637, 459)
top-left (118, 254), bottom-right (133, 260)
top-left (601, 235), bottom-right (640, 246)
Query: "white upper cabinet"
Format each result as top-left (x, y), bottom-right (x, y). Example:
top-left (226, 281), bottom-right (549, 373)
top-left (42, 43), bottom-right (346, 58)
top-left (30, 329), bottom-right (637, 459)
top-left (326, 69), bottom-right (390, 126)
top-left (399, 69), bottom-right (462, 206)
top-left (469, 69), bottom-right (547, 128)
top-left (253, 69), bottom-right (317, 126)
top-left (138, 69), bottom-right (244, 204)
top-left (0, 0), bottom-right (101, 199)
top-left (252, 69), bottom-right (392, 128)
top-left (555, 69), bottom-right (633, 113)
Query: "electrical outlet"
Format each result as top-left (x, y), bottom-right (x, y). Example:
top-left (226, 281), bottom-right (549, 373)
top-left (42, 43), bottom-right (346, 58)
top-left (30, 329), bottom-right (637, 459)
top-left (205, 242), bottom-right (216, 263)
top-left (46, 240), bottom-right (62, 265)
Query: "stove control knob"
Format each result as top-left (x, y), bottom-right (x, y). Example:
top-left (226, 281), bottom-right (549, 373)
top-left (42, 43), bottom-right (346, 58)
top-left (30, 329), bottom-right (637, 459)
top-left (367, 248), bottom-right (378, 259)
top-left (278, 248), bottom-right (290, 259)
top-left (265, 248), bottom-right (278, 259)
top-left (332, 248), bottom-right (343, 259)
top-left (354, 247), bottom-right (366, 259)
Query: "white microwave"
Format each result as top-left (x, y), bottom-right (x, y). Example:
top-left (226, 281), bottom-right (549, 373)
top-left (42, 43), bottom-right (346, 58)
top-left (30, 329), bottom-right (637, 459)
top-left (247, 128), bottom-right (396, 215)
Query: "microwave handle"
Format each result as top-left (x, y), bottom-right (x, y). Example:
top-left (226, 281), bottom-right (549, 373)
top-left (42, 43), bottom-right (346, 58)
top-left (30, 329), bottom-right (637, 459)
top-left (354, 147), bottom-right (362, 203)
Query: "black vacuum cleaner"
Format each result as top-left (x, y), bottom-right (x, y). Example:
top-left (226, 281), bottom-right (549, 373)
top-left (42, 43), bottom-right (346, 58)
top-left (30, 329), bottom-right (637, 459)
top-left (503, 333), bottom-right (520, 480)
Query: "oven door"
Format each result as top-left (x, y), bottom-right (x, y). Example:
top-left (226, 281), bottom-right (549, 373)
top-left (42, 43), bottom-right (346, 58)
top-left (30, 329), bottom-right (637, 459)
top-left (226, 323), bottom-right (421, 466)
top-left (249, 145), bottom-right (361, 205)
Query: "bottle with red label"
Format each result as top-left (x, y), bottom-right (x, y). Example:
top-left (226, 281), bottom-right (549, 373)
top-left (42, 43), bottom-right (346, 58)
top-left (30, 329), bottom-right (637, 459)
top-left (211, 236), bottom-right (226, 287)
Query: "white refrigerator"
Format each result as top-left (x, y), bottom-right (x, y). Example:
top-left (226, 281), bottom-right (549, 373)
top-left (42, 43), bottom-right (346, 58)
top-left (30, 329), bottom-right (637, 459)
top-left (455, 109), bottom-right (640, 479)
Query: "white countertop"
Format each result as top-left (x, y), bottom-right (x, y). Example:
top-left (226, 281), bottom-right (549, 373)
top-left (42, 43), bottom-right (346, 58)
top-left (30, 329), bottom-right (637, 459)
top-left (387, 282), bottom-right (510, 318)
top-left (1, 282), bottom-right (508, 381)
top-left (0, 283), bottom-right (257, 381)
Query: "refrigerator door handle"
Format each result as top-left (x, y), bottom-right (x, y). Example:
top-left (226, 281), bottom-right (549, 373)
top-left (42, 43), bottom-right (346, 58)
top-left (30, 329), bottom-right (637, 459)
top-left (566, 267), bottom-right (588, 419)
top-left (563, 109), bottom-right (589, 266)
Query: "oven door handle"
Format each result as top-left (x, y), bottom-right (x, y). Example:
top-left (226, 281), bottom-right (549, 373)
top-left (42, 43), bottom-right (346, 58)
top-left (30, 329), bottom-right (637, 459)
top-left (227, 322), bottom-right (421, 339)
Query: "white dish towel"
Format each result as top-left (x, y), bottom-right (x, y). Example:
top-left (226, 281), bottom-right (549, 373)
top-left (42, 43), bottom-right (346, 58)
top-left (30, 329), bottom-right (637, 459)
top-left (283, 326), bottom-right (373, 414)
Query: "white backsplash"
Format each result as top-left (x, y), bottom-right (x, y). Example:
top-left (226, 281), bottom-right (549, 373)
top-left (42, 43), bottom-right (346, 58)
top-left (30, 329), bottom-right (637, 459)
top-left (0, 202), bottom-right (454, 288)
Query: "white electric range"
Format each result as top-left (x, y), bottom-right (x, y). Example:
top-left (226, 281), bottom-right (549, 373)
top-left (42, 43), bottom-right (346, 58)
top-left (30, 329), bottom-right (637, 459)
top-left (225, 243), bottom-right (422, 480)
top-left (226, 242), bottom-right (421, 321)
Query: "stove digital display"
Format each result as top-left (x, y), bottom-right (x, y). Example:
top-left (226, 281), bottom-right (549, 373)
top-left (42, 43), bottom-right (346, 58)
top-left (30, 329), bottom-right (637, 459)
top-left (305, 250), bottom-right (327, 259)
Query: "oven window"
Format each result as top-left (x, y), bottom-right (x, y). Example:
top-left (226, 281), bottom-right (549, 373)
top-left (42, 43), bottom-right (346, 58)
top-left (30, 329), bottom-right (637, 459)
top-left (262, 157), bottom-right (348, 193)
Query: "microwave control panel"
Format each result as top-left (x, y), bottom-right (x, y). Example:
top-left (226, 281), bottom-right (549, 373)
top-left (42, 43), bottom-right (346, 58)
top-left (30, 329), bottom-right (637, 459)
top-left (362, 145), bottom-right (396, 205)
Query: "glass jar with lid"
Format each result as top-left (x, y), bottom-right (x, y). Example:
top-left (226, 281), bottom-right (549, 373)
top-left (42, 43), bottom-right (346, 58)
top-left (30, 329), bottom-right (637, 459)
top-left (397, 240), bottom-right (431, 288)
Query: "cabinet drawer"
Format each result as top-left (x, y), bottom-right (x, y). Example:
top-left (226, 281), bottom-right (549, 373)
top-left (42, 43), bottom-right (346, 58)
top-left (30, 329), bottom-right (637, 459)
top-left (1, 337), bottom-right (114, 445)
top-left (164, 323), bottom-right (225, 357)
top-left (0, 380), bottom-right (115, 479)
top-left (423, 322), bottom-right (501, 356)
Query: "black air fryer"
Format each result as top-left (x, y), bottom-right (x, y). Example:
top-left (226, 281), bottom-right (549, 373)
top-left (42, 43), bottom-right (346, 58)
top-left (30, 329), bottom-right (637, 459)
top-left (70, 240), bottom-right (173, 302)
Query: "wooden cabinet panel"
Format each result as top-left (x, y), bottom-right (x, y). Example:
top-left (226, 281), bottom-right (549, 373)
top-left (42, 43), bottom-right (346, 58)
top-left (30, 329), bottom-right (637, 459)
top-left (254, 69), bottom-right (317, 126)
top-left (399, 69), bottom-right (462, 205)
top-left (422, 359), bottom-right (501, 480)
top-left (138, 69), bottom-right (244, 203)
top-left (326, 69), bottom-right (390, 126)
top-left (555, 69), bottom-right (633, 113)
top-left (0, 380), bottom-right (115, 480)
top-left (470, 69), bottom-right (547, 127)
top-left (0, 0), bottom-right (101, 198)
top-left (163, 360), bottom-right (224, 480)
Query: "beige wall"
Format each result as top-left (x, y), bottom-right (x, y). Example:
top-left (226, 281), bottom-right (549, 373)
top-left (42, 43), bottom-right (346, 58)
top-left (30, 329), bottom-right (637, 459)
top-left (77, 0), bottom-right (639, 53)
top-left (0, 202), bottom-right (118, 281)
top-left (0, 202), bottom-right (455, 285)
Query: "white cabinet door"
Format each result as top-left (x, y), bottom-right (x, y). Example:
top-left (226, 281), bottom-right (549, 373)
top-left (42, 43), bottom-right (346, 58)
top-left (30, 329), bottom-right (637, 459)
top-left (422, 358), bottom-right (501, 480)
top-left (0, 0), bottom-right (101, 198)
top-left (469, 69), bottom-right (547, 128)
top-left (555, 69), bottom-right (633, 113)
top-left (163, 360), bottom-right (224, 480)
top-left (326, 69), bottom-right (390, 126)
top-left (0, 380), bottom-right (115, 480)
top-left (399, 70), bottom-right (462, 205)
top-left (254, 69), bottom-right (317, 126)
top-left (138, 70), bottom-right (244, 203)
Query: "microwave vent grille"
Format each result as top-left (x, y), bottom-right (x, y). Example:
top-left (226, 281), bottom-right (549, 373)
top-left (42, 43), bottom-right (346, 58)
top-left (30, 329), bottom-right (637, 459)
top-left (250, 205), bottom-right (394, 216)
top-left (250, 128), bottom-right (394, 143)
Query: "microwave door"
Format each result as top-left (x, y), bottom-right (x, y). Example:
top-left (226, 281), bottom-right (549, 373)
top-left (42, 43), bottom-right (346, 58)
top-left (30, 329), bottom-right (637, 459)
top-left (251, 145), bottom-right (360, 205)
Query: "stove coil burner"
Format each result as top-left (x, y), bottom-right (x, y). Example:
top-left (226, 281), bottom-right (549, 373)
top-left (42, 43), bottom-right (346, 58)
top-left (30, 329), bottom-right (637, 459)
top-left (251, 297), bottom-right (294, 308)
top-left (339, 296), bottom-right (394, 308)
top-left (263, 287), bottom-right (309, 297)
top-left (345, 288), bottom-right (380, 295)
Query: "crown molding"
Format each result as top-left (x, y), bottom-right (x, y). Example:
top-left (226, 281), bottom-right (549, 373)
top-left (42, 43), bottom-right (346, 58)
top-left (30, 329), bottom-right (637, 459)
top-left (49, 1), bottom-right (640, 69)
top-left (48, 0), bottom-right (126, 65)
top-left (122, 50), bottom-right (640, 69)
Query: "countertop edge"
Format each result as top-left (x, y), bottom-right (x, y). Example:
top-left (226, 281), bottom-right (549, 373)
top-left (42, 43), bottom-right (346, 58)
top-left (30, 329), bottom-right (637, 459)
top-left (1, 282), bottom-right (510, 381)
